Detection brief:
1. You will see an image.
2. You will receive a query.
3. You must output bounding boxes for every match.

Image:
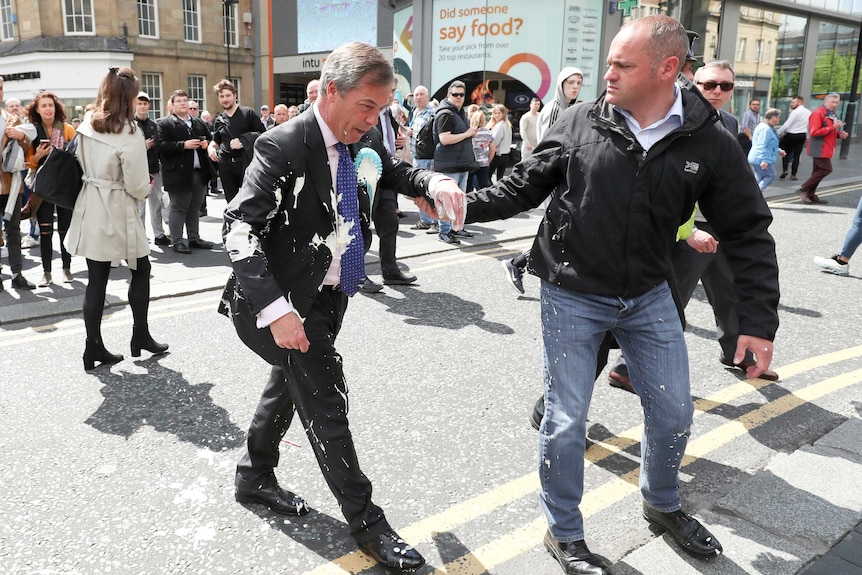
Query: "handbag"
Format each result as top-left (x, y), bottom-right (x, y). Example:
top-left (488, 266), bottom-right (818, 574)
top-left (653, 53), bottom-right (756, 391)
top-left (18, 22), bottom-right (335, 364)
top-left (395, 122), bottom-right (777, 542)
top-left (32, 136), bottom-right (83, 210)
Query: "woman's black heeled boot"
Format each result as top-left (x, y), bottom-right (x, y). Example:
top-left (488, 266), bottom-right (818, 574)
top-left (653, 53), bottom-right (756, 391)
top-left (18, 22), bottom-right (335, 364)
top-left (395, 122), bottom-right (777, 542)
top-left (83, 339), bottom-right (124, 371)
top-left (130, 326), bottom-right (169, 357)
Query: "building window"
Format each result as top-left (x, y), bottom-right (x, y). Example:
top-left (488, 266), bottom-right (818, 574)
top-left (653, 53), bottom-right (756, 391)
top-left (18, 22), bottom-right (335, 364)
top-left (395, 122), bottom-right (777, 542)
top-left (188, 74), bottom-right (205, 110)
top-left (231, 78), bottom-right (241, 101)
top-left (755, 39), bottom-right (763, 62)
top-left (183, 0), bottom-right (200, 43)
top-left (0, 0), bottom-right (14, 41)
top-left (138, 0), bottom-right (158, 38)
top-left (764, 41), bottom-right (772, 64)
top-left (141, 73), bottom-right (163, 119)
top-left (64, 0), bottom-right (94, 34)
top-left (736, 37), bottom-right (747, 61)
top-left (224, 1), bottom-right (238, 48)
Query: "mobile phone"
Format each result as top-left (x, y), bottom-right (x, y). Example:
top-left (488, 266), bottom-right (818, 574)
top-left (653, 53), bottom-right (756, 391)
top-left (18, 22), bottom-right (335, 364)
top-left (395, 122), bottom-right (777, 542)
top-left (198, 136), bottom-right (206, 141)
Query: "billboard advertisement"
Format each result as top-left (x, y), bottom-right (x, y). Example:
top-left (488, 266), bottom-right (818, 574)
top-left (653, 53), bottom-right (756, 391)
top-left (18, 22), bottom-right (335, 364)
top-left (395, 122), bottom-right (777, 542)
top-left (430, 0), bottom-right (603, 103)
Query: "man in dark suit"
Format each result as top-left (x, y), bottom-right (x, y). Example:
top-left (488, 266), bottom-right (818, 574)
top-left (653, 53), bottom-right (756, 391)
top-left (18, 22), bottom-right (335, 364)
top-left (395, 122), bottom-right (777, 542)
top-left (218, 42), bottom-right (465, 573)
top-left (156, 89), bottom-right (216, 254)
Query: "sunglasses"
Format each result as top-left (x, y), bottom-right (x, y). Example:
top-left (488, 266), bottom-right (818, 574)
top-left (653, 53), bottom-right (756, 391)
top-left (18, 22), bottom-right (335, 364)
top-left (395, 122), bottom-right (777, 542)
top-left (696, 81), bottom-right (734, 92)
top-left (450, 92), bottom-right (465, 97)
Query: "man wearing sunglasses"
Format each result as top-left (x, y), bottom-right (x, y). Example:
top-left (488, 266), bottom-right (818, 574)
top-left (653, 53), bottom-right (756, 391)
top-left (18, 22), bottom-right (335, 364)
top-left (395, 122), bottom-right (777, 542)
top-left (432, 80), bottom-right (477, 244)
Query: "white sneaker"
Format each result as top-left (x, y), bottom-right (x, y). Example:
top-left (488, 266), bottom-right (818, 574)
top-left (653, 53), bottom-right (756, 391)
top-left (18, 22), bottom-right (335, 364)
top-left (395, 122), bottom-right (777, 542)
top-left (21, 235), bottom-right (39, 248)
top-left (814, 255), bottom-right (849, 276)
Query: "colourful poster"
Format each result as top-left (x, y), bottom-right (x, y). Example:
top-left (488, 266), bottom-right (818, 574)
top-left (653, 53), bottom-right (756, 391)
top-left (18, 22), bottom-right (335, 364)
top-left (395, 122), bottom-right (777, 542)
top-left (430, 0), bottom-right (602, 104)
top-left (393, 6), bottom-right (414, 96)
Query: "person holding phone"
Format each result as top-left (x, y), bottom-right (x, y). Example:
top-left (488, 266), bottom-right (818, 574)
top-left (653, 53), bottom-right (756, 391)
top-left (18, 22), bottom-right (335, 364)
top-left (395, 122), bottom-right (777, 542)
top-left (156, 90), bottom-right (215, 254)
top-left (24, 91), bottom-right (77, 286)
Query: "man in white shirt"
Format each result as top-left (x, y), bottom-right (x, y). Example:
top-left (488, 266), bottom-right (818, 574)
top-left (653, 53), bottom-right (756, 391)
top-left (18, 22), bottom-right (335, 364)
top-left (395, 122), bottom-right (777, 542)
top-left (777, 95), bottom-right (811, 180)
top-left (519, 97), bottom-right (541, 158)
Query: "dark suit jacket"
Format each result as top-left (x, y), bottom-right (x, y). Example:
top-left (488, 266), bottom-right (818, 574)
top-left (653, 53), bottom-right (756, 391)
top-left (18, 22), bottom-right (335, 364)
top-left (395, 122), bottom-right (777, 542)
top-left (219, 108), bottom-right (435, 364)
top-left (719, 109), bottom-right (739, 137)
top-left (156, 114), bottom-right (215, 192)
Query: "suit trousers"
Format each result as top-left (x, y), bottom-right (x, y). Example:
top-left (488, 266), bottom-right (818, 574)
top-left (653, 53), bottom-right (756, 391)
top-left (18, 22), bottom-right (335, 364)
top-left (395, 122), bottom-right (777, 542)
top-left (235, 288), bottom-right (390, 544)
top-left (801, 157), bottom-right (833, 194)
top-left (780, 133), bottom-right (806, 176)
top-left (372, 188), bottom-right (400, 275)
top-left (672, 221), bottom-right (739, 361)
top-left (168, 170), bottom-right (207, 244)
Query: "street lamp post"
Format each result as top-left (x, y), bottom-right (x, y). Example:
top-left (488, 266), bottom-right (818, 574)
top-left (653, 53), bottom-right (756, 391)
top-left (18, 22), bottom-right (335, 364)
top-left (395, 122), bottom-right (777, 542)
top-left (223, 0), bottom-right (239, 81)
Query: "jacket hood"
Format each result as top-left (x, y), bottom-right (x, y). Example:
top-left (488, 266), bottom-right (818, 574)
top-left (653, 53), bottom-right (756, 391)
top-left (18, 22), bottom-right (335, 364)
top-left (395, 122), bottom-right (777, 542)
top-left (553, 67), bottom-right (584, 108)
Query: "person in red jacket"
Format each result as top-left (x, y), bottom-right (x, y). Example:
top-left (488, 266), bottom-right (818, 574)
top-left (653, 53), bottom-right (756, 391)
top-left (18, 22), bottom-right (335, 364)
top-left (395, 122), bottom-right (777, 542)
top-left (798, 93), bottom-right (849, 204)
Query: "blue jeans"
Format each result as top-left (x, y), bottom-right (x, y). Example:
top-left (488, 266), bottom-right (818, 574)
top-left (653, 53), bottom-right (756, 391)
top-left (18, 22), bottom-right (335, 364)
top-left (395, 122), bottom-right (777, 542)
top-left (840, 193), bottom-right (862, 259)
top-left (413, 159), bottom-right (436, 225)
top-left (437, 171), bottom-right (468, 235)
top-left (538, 280), bottom-right (693, 542)
top-left (752, 162), bottom-right (776, 191)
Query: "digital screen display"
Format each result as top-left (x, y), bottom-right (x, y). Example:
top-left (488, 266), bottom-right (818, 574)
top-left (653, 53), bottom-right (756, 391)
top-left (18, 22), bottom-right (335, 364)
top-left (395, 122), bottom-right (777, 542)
top-left (297, 0), bottom-right (378, 54)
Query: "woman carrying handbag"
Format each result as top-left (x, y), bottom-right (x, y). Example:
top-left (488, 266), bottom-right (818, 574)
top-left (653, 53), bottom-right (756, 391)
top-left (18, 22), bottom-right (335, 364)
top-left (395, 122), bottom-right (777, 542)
top-left (64, 67), bottom-right (168, 370)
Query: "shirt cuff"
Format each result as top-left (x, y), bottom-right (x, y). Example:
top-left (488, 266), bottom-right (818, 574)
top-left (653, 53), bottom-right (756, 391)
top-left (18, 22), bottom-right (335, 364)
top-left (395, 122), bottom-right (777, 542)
top-left (256, 296), bottom-right (298, 329)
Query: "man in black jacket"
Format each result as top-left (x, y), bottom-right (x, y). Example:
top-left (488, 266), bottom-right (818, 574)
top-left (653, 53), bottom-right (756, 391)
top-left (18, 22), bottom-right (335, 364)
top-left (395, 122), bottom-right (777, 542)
top-left (156, 89), bottom-right (216, 254)
top-left (206, 79), bottom-right (261, 203)
top-left (134, 91), bottom-right (168, 246)
top-left (459, 16), bottom-right (779, 575)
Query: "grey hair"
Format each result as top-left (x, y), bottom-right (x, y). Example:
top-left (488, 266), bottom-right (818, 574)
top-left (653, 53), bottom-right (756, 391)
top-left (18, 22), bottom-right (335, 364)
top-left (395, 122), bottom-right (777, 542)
top-left (825, 92), bottom-right (841, 102)
top-left (319, 42), bottom-right (394, 96)
top-left (695, 60), bottom-right (735, 81)
top-left (764, 108), bottom-right (781, 120)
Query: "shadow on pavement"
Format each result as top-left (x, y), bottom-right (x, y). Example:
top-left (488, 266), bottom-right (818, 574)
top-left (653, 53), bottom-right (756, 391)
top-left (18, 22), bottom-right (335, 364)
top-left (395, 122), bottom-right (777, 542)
top-left (85, 356), bottom-right (245, 451)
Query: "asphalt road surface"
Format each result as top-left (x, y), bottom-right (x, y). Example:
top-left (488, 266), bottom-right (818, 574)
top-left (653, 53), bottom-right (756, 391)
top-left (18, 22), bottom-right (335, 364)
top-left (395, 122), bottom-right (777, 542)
top-left (2, 187), bottom-right (861, 574)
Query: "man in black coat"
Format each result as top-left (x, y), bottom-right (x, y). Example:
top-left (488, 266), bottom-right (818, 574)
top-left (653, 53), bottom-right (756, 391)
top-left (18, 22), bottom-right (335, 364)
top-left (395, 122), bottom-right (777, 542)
top-left (156, 89), bottom-right (216, 254)
top-left (206, 79), bottom-right (261, 204)
top-left (218, 42), bottom-right (465, 573)
top-left (134, 91), bottom-right (168, 246)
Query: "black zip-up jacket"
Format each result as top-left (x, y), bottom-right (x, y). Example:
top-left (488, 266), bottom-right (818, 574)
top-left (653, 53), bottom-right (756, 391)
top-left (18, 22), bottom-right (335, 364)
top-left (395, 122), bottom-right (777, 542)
top-left (466, 86), bottom-right (780, 341)
top-left (135, 115), bottom-right (160, 174)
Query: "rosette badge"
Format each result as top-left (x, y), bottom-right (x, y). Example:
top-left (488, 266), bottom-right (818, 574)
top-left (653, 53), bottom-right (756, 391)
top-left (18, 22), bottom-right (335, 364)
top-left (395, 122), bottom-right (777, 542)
top-left (354, 148), bottom-right (382, 204)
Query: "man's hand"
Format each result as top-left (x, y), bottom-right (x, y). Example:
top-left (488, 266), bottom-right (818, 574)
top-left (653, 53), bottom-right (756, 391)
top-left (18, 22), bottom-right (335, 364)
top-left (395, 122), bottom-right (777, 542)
top-left (431, 179), bottom-right (467, 230)
top-left (269, 312), bottom-right (310, 353)
top-left (686, 229), bottom-right (718, 253)
top-left (229, 137), bottom-right (243, 150)
top-left (733, 335), bottom-right (774, 379)
top-left (207, 143), bottom-right (220, 162)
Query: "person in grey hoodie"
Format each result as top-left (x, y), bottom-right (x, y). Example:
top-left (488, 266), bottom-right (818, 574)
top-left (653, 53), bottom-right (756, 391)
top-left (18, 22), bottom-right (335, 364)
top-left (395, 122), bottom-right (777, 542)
top-left (536, 67), bottom-right (584, 142)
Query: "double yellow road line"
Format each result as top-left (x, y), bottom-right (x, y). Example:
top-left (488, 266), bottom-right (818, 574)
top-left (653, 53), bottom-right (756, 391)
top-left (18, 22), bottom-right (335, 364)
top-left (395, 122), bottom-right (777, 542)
top-left (304, 346), bottom-right (862, 575)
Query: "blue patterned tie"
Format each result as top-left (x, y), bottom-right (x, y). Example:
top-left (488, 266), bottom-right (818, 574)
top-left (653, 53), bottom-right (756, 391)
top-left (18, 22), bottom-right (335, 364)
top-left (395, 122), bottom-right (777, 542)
top-left (335, 142), bottom-right (364, 296)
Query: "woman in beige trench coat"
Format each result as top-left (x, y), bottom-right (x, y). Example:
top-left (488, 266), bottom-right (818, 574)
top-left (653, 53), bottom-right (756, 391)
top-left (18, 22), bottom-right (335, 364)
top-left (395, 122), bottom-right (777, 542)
top-left (65, 67), bottom-right (168, 370)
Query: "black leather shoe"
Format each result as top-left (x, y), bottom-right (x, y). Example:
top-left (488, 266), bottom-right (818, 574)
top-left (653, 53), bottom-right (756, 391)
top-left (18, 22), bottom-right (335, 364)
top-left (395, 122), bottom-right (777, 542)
top-left (189, 239), bottom-right (215, 249)
top-left (530, 396), bottom-right (544, 431)
top-left (235, 484), bottom-right (310, 516)
top-left (360, 530), bottom-right (425, 573)
top-left (543, 530), bottom-right (612, 575)
top-left (153, 235), bottom-right (171, 246)
top-left (360, 277), bottom-right (384, 293)
top-left (719, 354), bottom-right (779, 381)
top-left (11, 275), bottom-right (36, 290)
top-left (608, 370), bottom-right (636, 394)
top-left (642, 501), bottom-right (723, 559)
top-left (382, 271), bottom-right (417, 285)
top-left (173, 242), bottom-right (191, 254)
